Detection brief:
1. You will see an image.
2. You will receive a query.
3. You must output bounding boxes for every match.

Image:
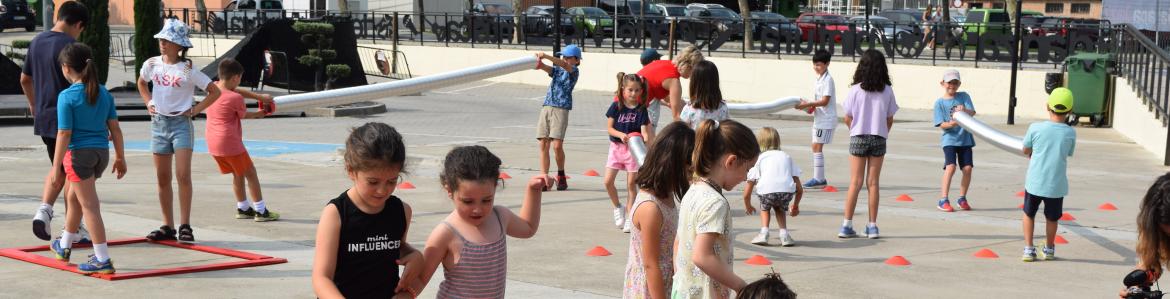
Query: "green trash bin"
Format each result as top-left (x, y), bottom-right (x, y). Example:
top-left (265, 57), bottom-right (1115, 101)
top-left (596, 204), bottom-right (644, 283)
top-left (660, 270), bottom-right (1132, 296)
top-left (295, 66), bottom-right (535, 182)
top-left (1063, 53), bottom-right (1115, 127)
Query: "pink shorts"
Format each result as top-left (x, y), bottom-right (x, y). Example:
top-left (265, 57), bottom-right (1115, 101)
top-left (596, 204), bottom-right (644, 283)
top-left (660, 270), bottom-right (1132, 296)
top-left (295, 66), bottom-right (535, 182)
top-left (606, 142), bottom-right (639, 172)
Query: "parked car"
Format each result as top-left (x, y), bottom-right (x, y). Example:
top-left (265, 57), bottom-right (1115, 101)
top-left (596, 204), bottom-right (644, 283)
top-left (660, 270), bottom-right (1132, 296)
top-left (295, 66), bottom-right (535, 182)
top-left (849, 16), bottom-right (912, 43)
top-left (211, 0), bottom-right (284, 34)
top-left (750, 11), bottom-right (800, 41)
top-left (1022, 15), bottom-right (1058, 36)
top-left (1047, 18), bottom-right (1113, 40)
top-left (795, 12), bottom-right (850, 42)
top-left (567, 6), bottom-right (614, 37)
top-left (681, 3), bottom-right (743, 40)
top-left (0, 0), bottom-right (35, 32)
top-left (877, 9), bottom-right (924, 30)
top-left (961, 8), bottom-right (1043, 37)
top-left (522, 5), bottom-right (573, 36)
top-left (655, 3), bottom-right (687, 20)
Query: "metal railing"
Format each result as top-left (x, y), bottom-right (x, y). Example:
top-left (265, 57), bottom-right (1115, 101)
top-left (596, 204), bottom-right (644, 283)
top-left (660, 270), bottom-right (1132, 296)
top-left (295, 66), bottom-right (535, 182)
top-left (1115, 24), bottom-right (1170, 165)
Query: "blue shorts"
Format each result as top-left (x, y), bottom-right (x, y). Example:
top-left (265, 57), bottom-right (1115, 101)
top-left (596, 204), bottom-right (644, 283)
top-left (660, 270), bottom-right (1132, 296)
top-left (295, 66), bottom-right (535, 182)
top-left (943, 146), bottom-right (974, 169)
top-left (1023, 191), bottom-right (1064, 221)
top-left (151, 114), bottom-right (195, 154)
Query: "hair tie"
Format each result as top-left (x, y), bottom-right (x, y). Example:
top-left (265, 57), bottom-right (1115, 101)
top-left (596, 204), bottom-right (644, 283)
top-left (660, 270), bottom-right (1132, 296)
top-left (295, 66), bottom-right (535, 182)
top-left (712, 120), bottom-right (721, 128)
top-left (85, 58), bottom-right (92, 64)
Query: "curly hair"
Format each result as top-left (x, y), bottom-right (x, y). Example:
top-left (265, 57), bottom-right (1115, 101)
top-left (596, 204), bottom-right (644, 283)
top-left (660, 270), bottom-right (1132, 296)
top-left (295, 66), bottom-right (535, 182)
top-left (737, 272), bottom-right (797, 299)
top-left (852, 49), bottom-right (892, 92)
top-left (674, 45), bottom-right (705, 78)
top-left (439, 145), bottom-right (502, 191)
top-left (1138, 172), bottom-right (1170, 271)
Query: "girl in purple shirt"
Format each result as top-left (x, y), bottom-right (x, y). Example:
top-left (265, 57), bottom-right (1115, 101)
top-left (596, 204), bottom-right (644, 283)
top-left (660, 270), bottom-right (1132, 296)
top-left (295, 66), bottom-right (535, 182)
top-left (838, 50), bottom-right (898, 240)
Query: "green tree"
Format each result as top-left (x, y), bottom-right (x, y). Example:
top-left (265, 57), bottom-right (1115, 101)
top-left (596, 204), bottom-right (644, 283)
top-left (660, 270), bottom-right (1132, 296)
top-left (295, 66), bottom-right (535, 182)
top-left (77, 0), bottom-right (109, 84)
top-left (134, 0), bottom-right (162, 80)
top-left (294, 21), bottom-right (351, 90)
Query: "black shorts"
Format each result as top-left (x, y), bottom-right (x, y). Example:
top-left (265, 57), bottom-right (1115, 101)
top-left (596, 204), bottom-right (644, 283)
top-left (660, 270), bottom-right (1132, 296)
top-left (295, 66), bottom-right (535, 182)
top-left (1023, 191), bottom-right (1064, 221)
top-left (943, 146), bottom-right (974, 169)
top-left (42, 136), bottom-right (56, 163)
top-left (849, 135), bottom-right (887, 157)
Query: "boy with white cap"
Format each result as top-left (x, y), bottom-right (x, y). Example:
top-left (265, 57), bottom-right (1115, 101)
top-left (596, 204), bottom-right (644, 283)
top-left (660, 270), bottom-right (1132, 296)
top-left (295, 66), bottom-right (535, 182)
top-left (933, 69), bottom-right (976, 212)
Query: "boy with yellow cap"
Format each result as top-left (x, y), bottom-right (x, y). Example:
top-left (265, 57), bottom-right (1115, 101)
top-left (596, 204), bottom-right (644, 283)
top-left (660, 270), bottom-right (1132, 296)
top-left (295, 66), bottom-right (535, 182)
top-left (1020, 87), bottom-right (1077, 262)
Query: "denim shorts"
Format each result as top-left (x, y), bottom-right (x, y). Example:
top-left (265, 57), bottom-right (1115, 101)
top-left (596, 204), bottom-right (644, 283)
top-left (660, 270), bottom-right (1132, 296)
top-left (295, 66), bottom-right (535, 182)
top-left (151, 114), bottom-right (195, 154)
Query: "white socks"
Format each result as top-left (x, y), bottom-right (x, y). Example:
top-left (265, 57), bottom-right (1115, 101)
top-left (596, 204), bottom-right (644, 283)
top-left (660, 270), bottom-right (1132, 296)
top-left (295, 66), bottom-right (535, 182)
top-left (759, 227), bottom-right (769, 234)
top-left (253, 200), bottom-right (267, 214)
top-left (778, 228), bottom-right (789, 236)
top-left (813, 152), bottom-right (825, 181)
top-left (236, 201), bottom-right (249, 211)
top-left (93, 243), bottom-right (109, 262)
top-left (868, 222), bottom-right (877, 228)
top-left (59, 231), bottom-right (75, 249)
top-left (842, 219), bottom-right (853, 227)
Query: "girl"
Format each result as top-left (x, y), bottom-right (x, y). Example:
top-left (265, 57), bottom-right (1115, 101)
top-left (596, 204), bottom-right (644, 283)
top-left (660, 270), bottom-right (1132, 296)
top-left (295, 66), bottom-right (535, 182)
top-left (743, 127), bottom-right (803, 247)
top-left (47, 43), bottom-right (127, 274)
top-left (1120, 172), bottom-right (1170, 297)
top-left (838, 49), bottom-right (898, 240)
top-left (607, 73), bottom-right (652, 233)
top-left (922, 4), bottom-right (937, 50)
top-left (412, 146), bottom-right (549, 298)
top-left (312, 122), bottom-right (423, 299)
top-left (673, 119), bottom-right (760, 299)
top-left (624, 121), bottom-right (695, 299)
top-left (138, 18), bottom-right (222, 243)
top-left (679, 61), bottom-right (729, 129)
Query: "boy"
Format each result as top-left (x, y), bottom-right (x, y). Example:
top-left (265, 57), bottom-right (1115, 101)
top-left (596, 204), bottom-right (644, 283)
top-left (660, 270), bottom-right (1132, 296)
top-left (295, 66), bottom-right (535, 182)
top-left (933, 69), bottom-right (976, 212)
top-left (1021, 87), bottom-right (1077, 262)
top-left (793, 49), bottom-right (835, 189)
top-left (534, 44), bottom-right (581, 191)
top-left (206, 59), bottom-right (280, 222)
top-left (25, 1), bottom-right (90, 242)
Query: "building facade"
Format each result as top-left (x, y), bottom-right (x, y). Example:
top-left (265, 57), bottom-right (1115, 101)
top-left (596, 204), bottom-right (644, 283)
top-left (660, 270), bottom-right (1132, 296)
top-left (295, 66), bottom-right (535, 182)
top-left (964, 0), bottom-right (1103, 18)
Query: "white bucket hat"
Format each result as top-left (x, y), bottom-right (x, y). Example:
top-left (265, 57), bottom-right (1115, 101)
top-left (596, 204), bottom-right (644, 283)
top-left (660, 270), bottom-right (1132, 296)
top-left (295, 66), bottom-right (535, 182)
top-left (154, 18), bottom-right (193, 48)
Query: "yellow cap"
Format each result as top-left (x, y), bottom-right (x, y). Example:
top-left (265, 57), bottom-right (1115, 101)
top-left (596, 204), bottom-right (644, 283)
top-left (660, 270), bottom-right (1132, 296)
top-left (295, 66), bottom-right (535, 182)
top-left (1048, 87), bottom-right (1074, 113)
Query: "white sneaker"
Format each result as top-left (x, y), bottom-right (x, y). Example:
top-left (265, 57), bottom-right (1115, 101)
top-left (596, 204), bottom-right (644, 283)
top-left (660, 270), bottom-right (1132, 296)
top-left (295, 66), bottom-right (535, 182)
top-left (779, 233), bottom-right (795, 247)
top-left (613, 207), bottom-right (625, 228)
top-left (33, 205), bottom-right (52, 241)
top-left (622, 219), bottom-right (632, 233)
top-left (751, 232), bottom-right (769, 245)
top-left (62, 225), bottom-right (92, 244)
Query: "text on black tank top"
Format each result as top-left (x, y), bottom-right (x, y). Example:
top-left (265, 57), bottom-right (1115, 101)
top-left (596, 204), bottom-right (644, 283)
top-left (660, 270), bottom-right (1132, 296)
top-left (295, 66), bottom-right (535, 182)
top-left (328, 191), bottom-right (406, 298)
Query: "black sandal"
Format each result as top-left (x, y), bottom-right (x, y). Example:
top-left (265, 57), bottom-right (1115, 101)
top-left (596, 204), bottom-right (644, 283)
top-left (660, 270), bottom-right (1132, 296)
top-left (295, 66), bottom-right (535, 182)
top-left (177, 224), bottom-right (195, 244)
top-left (146, 225), bottom-right (176, 241)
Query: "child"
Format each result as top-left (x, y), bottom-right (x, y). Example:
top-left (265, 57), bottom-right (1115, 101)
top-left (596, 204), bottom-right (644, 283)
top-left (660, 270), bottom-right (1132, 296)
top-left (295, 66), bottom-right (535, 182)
top-left (839, 49), bottom-right (898, 239)
top-left (412, 146), bottom-right (549, 298)
top-left (625, 121), bottom-right (695, 299)
top-left (534, 45), bottom-right (582, 191)
top-left (736, 273), bottom-right (797, 299)
top-left (47, 43), bottom-right (126, 274)
top-left (138, 18), bottom-right (222, 244)
top-left (793, 49), bottom-right (836, 189)
top-left (206, 59), bottom-right (280, 222)
top-left (679, 61), bottom-right (729, 129)
top-left (1021, 88), bottom-right (1077, 262)
top-left (743, 127), bottom-right (803, 247)
top-left (26, 1), bottom-right (89, 242)
top-left (607, 72), bottom-right (652, 233)
top-left (311, 122), bottom-right (423, 298)
top-left (673, 119), bottom-right (760, 298)
top-left (932, 69), bottom-right (977, 212)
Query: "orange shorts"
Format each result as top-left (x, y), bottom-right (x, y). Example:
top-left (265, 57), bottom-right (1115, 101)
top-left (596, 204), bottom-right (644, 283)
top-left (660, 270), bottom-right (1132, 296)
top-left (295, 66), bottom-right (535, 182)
top-left (213, 152), bottom-right (254, 175)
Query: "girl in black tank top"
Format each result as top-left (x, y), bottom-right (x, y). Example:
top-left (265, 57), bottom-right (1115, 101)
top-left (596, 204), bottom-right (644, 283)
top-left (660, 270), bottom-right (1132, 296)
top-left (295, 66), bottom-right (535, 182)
top-left (329, 191), bottom-right (405, 298)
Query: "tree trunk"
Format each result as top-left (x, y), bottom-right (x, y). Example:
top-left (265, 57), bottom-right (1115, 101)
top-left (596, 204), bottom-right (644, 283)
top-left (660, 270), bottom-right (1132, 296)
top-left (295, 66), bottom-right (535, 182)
top-left (738, 0), bottom-right (752, 50)
top-left (513, 0), bottom-right (522, 43)
top-left (1005, 0), bottom-right (1017, 23)
top-left (195, 0), bottom-right (208, 33)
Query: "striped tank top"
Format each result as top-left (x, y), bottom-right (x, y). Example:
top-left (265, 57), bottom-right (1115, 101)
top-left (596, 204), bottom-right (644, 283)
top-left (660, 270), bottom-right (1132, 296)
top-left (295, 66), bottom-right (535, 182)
top-left (437, 207), bottom-right (508, 299)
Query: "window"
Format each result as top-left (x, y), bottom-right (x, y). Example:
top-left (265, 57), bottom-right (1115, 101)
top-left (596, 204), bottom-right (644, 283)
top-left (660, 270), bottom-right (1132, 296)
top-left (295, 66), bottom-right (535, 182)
top-left (1046, 3), bottom-right (1064, 13)
top-left (1071, 3), bottom-right (1091, 14)
top-left (969, 3), bottom-right (983, 9)
top-left (992, 3), bottom-right (1006, 9)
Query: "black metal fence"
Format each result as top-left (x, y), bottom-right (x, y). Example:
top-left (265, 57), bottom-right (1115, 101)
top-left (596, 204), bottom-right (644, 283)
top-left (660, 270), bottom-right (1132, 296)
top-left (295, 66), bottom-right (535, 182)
top-left (163, 8), bottom-right (1121, 68)
top-left (1115, 24), bottom-right (1170, 165)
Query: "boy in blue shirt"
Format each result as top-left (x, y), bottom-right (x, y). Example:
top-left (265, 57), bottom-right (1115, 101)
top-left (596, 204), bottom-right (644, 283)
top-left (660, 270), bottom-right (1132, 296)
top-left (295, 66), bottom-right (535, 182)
top-left (933, 70), bottom-right (976, 212)
top-left (534, 45), bottom-right (581, 191)
top-left (1021, 88), bottom-right (1077, 262)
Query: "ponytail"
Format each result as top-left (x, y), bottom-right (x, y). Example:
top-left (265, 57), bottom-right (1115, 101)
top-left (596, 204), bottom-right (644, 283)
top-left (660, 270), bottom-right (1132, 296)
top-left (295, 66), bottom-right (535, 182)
top-left (614, 72), bottom-right (626, 98)
top-left (692, 119), bottom-right (760, 178)
top-left (82, 59), bottom-right (99, 105)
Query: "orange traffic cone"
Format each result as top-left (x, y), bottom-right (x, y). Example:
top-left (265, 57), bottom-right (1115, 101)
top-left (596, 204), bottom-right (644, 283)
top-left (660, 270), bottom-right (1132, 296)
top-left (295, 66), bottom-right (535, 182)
top-left (499, 172), bottom-right (512, 179)
top-left (586, 246), bottom-right (612, 257)
top-left (973, 248), bottom-right (999, 258)
top-left (1059, 212), bottom-right (1076, 221)
top-left (397, 181), bottom-right (416, 190)
top-left (896, 194), bottom-right (914, 202)
top-left (584, 169), bottom-right (600, 177)
top-left (1016, 191), bottom-right (1026, 197)
top-left (1098, 202), bottom-right (1118, 211)
top-left (823, 185), bottom-right (839, 192)
top-left (884, 256), bottom-right (911, 266)
top-left (745, 255), bottom-right (772, 266)
top-left (1054, 235), bottom-right (1069, 244)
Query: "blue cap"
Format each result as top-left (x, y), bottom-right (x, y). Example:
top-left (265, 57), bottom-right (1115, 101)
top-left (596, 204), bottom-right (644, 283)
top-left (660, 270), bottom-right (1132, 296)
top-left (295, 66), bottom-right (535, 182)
top-left (558, 44), bottom-right (582, 59)
top-left (640, 48), bottom-right (662, 65)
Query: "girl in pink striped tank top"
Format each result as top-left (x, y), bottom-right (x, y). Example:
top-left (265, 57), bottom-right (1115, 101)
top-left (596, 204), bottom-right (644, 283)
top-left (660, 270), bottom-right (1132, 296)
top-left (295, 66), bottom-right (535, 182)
top-left (408, 146), bottom-right (550, 299)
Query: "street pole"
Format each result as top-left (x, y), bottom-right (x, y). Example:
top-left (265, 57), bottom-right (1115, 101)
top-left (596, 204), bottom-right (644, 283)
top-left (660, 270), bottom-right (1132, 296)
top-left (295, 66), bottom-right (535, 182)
top-left (42, 0), bottom-right (51, 29)
top-left (554, 0), bottom-right (562, 54)
top-left (1157, 0), bottom-right (1163, 47)
top-left (1007, 0), bottom-right (1022, 125)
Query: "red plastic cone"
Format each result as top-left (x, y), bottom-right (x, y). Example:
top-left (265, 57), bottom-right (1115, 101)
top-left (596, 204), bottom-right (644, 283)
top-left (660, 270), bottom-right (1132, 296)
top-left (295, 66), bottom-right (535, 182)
top-left (1060, 212), bottom-right (1076, 221)
top-left (585, 246), bottom-right (612, 257)
top-left (745, 255), bottom-right (772, 266)
top-left (973, 248), bottom-right (999, 258)
top-left (397, 181), bottom-right (416, 190)
top-left (1098, 202), bottom-right (1118, 211)
top-left (584, 169), bottom-right (600, 177)
top-left (884, 255), bottom-right (911, 266)
top-left (896, 194), bottom-right (914, 202)
top-left (1018, 203), bottom-right (1025, 209)
top-left (499, 172), bottom-right (512, 180)
top-left (1016, 191), bottom-right (1026, 197)
top-left (823, 185), bottom-right (839, 192)
top-left (1054, 235), bottom-right (1069, 244)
